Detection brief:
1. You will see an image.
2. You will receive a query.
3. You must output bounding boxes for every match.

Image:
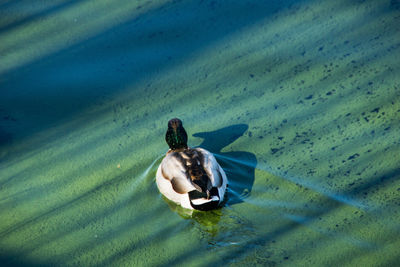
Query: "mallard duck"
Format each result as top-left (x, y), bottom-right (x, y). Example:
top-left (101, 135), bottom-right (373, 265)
top-left (156, 118), bottom-right (228, 211)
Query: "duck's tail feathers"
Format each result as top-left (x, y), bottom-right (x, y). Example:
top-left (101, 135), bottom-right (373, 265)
top-left (188, 188), bottom-right (220, 211)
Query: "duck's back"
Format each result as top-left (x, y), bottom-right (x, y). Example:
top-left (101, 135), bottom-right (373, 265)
top-left (156, 147), bottom-right (227, 210)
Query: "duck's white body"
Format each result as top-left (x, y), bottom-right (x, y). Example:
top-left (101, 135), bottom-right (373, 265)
top-left (156, 147), bottom-right (228, 210)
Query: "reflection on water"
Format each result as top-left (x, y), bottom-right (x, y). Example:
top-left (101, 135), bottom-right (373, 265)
top-left (164, 197), bottom-right (222, 237)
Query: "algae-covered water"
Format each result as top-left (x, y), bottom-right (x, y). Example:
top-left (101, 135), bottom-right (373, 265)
top-left (1, 0), bottom-right (400, 266)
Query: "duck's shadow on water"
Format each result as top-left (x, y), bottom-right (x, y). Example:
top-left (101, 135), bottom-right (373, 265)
top-left (193, 124), bottom-right (257, 206)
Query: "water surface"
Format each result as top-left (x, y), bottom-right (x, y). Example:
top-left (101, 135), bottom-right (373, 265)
top-left (1, 0), bottom-right (399, 266)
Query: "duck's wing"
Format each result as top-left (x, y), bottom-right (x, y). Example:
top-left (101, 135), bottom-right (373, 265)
top-left (194, 148), bottom-right (224, 187)
top-left (160, 152), bottom-right (197, 194)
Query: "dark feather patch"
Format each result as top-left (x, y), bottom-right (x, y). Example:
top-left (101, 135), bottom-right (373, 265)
top-left (170, 148), bottom-right (212, 196)
top-left (184, 149), bottom-right (211, 194)
top-left (189, 188), bottom-right (220, 211)
top-left (188, 190), bottom-right (208, 200)
top-left (215, 169), bottom-right (223, 187)
top-left (171, 178), bottom-right (189, 194)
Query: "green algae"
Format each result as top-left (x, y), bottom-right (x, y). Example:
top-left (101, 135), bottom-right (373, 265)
top-left (1, 0), bottom-right (400, 266)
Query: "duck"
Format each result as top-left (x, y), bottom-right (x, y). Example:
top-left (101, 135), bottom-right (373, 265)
top-left (156, 118), bottom-right (228, 211)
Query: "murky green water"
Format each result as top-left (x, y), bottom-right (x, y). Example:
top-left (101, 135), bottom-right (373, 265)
top-left (1, 0), bottom-right (399, 266)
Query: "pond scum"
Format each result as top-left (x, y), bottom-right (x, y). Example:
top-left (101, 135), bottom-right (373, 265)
top-left (0, 0), bottom-right (399, 266)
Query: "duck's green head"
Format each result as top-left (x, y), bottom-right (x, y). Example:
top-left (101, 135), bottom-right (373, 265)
top-left (166, 118), bottom-right (188, 150)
